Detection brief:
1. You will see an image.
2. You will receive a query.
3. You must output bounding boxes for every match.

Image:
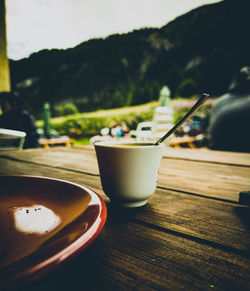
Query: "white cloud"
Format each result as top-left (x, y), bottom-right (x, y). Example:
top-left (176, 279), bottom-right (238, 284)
top-left (6, 0), bottom-right (222, 60)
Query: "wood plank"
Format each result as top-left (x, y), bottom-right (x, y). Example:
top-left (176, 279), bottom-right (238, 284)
top-left (74, 145), bottom-right (250, 167)
top-left (74, 145), bottom-right (250, 166)
top-left (1, 157), bottom-right (249, 253)
top-left (23, 221), bottom-right (250, 291)
top-left (0, 147), bottom-right (99, 175)
top-left (98, 222), bottom-right (250, 289)
top-left (142, 189), bottom-right (250, 252)
top-left (163, 147), bottom-right (250, 166)
top-left (0, 156), bottom-right (105, 200)
top-left (159, 157), bottom-right (250, 202)
top-left (1, 148), bottom-right (250, 290)
top-left (1, 147), bottom-right (249, 202)
top-left (3, 145), bottom-right (250, 168)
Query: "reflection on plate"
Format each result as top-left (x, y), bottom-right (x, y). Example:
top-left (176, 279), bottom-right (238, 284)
top-left (0, 175), bottom-right (107, 288)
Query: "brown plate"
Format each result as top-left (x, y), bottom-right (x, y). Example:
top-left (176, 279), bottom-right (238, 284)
top-left (0, 175), bottom-right (107, 288)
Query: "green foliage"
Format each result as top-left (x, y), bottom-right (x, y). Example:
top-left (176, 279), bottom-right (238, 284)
top-left (51, 107), bottom-right (156, 138)
top-left (54, 102), bottom-right (79, 117)
top-left (73, 137), bottom-right (90, 145)
top-left (9, 0), bottom-right (250, 118)
top-left (177, 79), bottom-right (197, 98)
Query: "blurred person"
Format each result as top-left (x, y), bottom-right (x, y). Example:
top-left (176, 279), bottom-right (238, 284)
top-left (108, 121), bottom-right (120, 137)
top-left (208, 67), bottom-right (250, 152)
top-left (0, 91), bottom-right (40, 149)
top-left (117, 121), bottom-right (130, 137)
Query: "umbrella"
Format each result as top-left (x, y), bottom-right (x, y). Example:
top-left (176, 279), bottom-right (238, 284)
top-left (43, 102), bottom-right (51, 138)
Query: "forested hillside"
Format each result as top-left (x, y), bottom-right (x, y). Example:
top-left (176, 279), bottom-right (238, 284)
top-left (9, 0), bottom-right (250, 118)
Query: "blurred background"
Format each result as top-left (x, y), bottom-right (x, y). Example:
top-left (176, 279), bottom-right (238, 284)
top-left (0, 0), bottom-right (249, 148)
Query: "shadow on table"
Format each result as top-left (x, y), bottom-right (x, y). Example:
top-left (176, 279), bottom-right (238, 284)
top-left (105, 202), bottom-right (147, 227)
top-left (234, 206), bottom-right (250, 230)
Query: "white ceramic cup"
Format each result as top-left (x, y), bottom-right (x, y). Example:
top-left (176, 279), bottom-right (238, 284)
top-left (94, 141), bottom-right (165, 207)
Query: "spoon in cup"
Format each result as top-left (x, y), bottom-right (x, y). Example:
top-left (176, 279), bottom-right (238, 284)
top-left (155, 93), bottom-right (209, 145)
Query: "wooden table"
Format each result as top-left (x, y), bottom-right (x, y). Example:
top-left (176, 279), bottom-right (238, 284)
top-left (0, 146), bottom-right (250, 290)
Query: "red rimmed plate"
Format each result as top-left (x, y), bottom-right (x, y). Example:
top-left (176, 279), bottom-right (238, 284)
top-left (0, 175), bottom-right (107, 288)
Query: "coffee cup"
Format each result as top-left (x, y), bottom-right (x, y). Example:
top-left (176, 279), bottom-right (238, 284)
top-left (94, 141), bottom-right (164, 207)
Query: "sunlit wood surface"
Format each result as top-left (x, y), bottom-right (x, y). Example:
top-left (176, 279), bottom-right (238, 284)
top-left (1, 146), bottom-right (250, 290)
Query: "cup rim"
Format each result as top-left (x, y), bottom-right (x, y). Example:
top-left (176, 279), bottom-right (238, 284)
top-left (94, 141), bottom-right (165, 148)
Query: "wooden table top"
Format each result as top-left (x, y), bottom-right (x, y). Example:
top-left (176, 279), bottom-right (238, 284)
top-left (0, 146), bottom-right (250, 290)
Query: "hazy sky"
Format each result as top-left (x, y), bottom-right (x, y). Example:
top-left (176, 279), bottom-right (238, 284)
top-left (6, 0), bottom-right (222, 60)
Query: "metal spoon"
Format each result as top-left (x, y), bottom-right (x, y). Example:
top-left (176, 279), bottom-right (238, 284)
top-left (155, 93), bottom-right (209, 145)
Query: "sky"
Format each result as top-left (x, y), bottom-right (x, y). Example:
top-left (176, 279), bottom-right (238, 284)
top-left (6, 0), bottom-right (222, 60)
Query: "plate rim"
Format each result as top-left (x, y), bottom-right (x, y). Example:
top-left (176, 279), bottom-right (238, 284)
top-left (0, 175), bottom-right (107, 287)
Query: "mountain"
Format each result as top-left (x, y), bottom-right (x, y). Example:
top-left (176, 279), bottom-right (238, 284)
top-left (9, 0), bottom-right (250, 118)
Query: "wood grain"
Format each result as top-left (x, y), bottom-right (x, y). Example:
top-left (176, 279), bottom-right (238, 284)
top-left (1, 147), bottom-right (250, 202)
top-left (163, 147), bottom-right (250, 166)
top-left (0, 146), bottom-right (250, 291)
top-left (159, 157), bottom-right (250, 202)
top-left (1, 157), bottom-right (249, 252)
top-left (24, 221), bottom-right (250, 291)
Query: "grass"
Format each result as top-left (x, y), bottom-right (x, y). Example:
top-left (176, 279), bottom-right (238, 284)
top-left (36, 101), bottom-right (158, 127)
top-left (35, 97), bottom-right (215, 141)
top-left (73, 137), bottom-right (90, 146)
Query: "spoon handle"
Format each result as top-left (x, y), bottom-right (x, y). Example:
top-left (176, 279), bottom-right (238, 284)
top-left (155, 93), bottom-right (209, 145)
